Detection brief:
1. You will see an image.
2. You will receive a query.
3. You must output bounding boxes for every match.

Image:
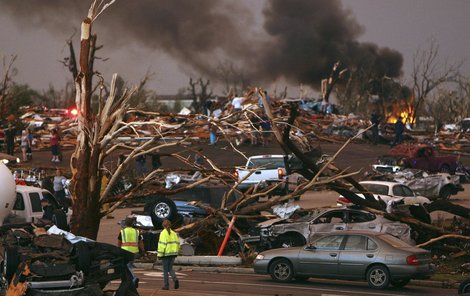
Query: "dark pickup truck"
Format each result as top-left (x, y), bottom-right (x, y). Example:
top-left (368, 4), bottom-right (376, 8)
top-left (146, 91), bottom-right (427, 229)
top-left (389, 144), bottom-right (459, 173)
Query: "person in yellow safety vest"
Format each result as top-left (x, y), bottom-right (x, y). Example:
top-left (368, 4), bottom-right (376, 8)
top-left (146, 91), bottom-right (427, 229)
top-left (118, 217), bottom-right (144, 288)
top-left (158, 219), bottom-right (180, 290)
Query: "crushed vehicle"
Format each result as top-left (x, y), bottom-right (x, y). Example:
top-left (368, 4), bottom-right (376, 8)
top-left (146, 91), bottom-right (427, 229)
top-left (140, 197), bottom-right (207, 229)
top-left (0, 163), bottom-right (137, 295)
top-left (246, 207), bottom-right (415, 250)
top-left (337, 180), bottom-right (431, 207)
top-left (0, 225), bottom-right (137, 296)
top-left (387, 143), bottom-right (459, 173)
top-left (391, 169), bottom-right (463, 200)
top-left (235, 155), bottom-right (303, 198)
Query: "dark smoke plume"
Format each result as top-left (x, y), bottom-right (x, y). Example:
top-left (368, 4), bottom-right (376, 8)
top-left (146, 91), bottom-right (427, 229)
top-left (0, 0), bottom-right (403, 89)
top-left (257, 0), bottom-right (403, 85)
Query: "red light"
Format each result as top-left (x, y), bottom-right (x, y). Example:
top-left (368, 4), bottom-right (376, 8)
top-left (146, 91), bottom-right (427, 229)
top-left (65, 109), bottom-right (69, 114)
top-left (278, 168), bottom-right (284, 179)
top-left (234, 171), bottom-right (239, 179)
top-left (406, 255), bottom-right (419, 265)
top-left (70, 108), bottom-right (78, 116)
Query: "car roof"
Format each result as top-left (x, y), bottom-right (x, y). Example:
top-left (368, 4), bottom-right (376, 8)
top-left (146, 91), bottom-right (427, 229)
top-left (16, 185), bottom-right (50, 193)
top-left (359, 180), bottom-right (400, 186)
top-left (249, 155), bottom-right (285, 159)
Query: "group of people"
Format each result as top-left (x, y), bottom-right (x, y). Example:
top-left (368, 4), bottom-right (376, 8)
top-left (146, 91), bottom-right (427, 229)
top-left (369, 111), bottom-right (405, 146)
top-left (118, 217), bottom-right (180, 290)
top-left (3, 123), bottom-right (62, 163)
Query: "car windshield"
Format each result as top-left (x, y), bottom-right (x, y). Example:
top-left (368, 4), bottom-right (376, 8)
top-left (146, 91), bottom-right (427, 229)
top-left (248, 157), bottom-right (285, 169)
top-left (378, 233), bottom-right (412, 248)
top-left (352, 183), bottom-right (389, 195)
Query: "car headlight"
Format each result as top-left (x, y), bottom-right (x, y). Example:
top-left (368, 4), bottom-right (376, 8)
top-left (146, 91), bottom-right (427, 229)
top-left (255, 254), bottom-right (265, 260)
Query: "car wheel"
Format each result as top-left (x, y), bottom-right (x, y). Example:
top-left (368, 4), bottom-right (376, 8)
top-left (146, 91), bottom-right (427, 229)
top-left (269, 258), bottom-right (294, 282)
top-left (439, 186), bottom-right (453, 200)
top-left (276, 233), bottom-right (306, 248)
top-left (144, 196), bottom-right (177, 228)
top-left (367, 265), bottom-right (390, 289)
top-left (440, 164), bottom-right (451, 173)
top-left (391, 278), bottom-right (410, 288)
top-left (52, 209), bottom-right (69, 231)
top-left (459, 278), bottom-right (470, 294)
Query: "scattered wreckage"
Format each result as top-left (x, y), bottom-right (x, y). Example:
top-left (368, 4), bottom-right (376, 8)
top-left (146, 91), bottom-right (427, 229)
top-left (0, 163), bottom-right (137, 295)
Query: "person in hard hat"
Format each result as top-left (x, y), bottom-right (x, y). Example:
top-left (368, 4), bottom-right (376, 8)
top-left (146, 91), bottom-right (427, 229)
top-left (158, 219), bottom-right (180, 290)
top-left (118, 217), bottom-right (144, 287)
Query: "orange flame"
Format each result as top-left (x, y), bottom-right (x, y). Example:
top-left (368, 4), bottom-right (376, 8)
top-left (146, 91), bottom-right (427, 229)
top-left (385, 99), bottom-right (415, 124)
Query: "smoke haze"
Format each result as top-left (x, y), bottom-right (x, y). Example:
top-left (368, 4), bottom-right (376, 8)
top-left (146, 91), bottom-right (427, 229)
top-left (0, 0), bottom-right (403, 89)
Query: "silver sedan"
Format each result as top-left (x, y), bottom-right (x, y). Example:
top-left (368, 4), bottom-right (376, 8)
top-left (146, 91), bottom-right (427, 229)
top-left (254, 230), bottom-right (435, 289)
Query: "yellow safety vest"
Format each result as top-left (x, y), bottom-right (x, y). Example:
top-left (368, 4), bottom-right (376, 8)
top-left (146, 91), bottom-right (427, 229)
top-left (158, 229), bottom-right (180, 257)
top-left (120, 227), bottom-right (140, 253)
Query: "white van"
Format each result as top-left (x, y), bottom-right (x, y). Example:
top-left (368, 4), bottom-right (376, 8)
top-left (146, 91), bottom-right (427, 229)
top-left (4, 185), bottom-right (71, 230)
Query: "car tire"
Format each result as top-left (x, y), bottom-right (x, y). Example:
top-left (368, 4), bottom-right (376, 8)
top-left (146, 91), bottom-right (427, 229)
top-left (52, 209), bottom-right (69, 231)
top-left (275, 233), bottom-right (306, 248)
top-left (144, 196), bottom-right (177, 228)
top-left (459, 278), bottom-right (470, 295)
top-left (366, 265), bottom-right (390, 289)
top-left (439, 186), bottom-right (453, 200)
top-left (269, 258), bottom-right (294, 282)
top-left (391, 278), bottom-right (410, 288)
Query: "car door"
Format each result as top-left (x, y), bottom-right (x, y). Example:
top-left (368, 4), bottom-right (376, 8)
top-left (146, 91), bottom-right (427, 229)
top-left (338, 235), bottom-right (379, 278)
top-left (411, 147), bottom-right (430, 171)
top-left (309, 210), bottom-right (348, 238)
top-left (298, 234), bottom-right (345, 277)
top-left (345, 210), bottom-right (381, 233)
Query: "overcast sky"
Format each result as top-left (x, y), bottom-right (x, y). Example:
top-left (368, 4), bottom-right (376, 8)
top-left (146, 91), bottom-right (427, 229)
top-left (0, 0), bottom-right (468, 97)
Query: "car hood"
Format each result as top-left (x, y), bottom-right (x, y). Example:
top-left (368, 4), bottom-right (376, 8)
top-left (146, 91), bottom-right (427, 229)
top-left (259, 246), bottom-right (302, 259)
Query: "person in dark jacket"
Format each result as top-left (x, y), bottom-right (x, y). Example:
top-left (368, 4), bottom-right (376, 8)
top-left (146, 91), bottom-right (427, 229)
top-left (392, 116), bottom-right (405, 146)
top-left (4, 124), bottom-right (16, 156)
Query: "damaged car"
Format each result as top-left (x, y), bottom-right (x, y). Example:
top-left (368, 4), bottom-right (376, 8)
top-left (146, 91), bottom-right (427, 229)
top-left (337, 181), bottom-right (431, 206)
top-left (0, 225), bottom-right (137, 296)
top-left (367, 165), bottom-right (464, 200)
top-left (250, 207), bottom-right (414, 250)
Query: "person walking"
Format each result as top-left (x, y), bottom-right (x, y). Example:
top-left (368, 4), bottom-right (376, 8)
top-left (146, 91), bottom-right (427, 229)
top-left (50, 128), bottom-right (61, 162)
top-left (118, 217), bottom-right (144, 288)
top-left (392, 116), bottom-right (405, 147)
top-left (53, 169), bottom-right (68, 210)
top-left (20, 129), bottom-right (31, 162)
top-left (158, 219), bottom-right (180, 290)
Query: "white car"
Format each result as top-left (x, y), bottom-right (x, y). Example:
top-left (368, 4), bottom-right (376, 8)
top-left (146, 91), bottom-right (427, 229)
top-left (337, 180), bottom-right (431, 206)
